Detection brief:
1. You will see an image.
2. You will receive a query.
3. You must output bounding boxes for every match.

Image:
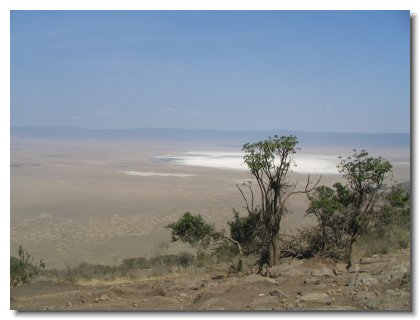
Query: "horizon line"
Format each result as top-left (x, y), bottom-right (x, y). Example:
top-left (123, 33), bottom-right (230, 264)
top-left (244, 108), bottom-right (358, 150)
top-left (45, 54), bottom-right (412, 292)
top-left (10, 125), bottom-right (410, 136)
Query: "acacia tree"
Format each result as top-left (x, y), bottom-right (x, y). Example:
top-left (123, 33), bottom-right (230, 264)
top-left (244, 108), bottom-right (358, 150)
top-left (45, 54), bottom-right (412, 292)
top-left (306, 185), bottom-right (347, 259)
top-left (238, 135), bottom-right (320, 267)
top-left (166, 212), bottom-right (244, 271)
top-left (337, 150), bottom-right (392, 268)
top-left (166, 212), bottom-right (215, 257)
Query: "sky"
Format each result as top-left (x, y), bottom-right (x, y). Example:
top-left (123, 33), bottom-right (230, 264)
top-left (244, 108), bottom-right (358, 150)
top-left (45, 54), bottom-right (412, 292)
top-left (10, 10), bottom-right (410, 133)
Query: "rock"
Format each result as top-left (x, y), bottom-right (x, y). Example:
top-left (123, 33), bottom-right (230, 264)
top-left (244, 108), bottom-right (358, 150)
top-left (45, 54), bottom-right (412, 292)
top-left (243, 274), bottom-right (277, 285)
top-left (333, 263), bottom-right (348, 276)
top-left (269, 289), bottom-right (289, 298)
top-left (323, 305), bottom-right (357, 310)
top-left (376, 272), bottom-right (392, 284)
top-left (300, 292), bottom-right (332, 305)
top-left (173, 279), bottom-right (201, 290)
top-left (366, 299), bottom-right (380, 309)
top-left (389, 271), bottom-right (407, 283)
top-left (347, 264), bottom-right (360, 273)
top-left (224, 277), bottom-right (240, 287)
top-left (359, 262), bottom-right (388, 275)
top-left (304, 277), bottom-right (320, 285)
top-left (268, 260), bottom-right (308, 278)
top-left (169, 266), bottom-right (179, 273)
top-left (99, 294), bottom-right (109, 301)
top-left (387, 261), bottom-right (409, 272)
top-left (150, 287), bottom-right (168, 297)
top-left (198, 297), bottom-right (239, 310)
top-left (360, 257), bottom-right (374, 264)
top-left (143, 296), bottom-right (181, 310)
top-left (251, 296), bottom-right (280, 310)
top-left (178, 293), bottom-right (188, 298)
top-left (347, 273), bottom-right (379, 287)
top-left (314, 284), bottom-right (327, 290)
top-left (311, 267), bottom-right (334, 278)
top-left (354, 291), bottom-right (376, 304)
top-left (385, 289), bottom-right (409, 299)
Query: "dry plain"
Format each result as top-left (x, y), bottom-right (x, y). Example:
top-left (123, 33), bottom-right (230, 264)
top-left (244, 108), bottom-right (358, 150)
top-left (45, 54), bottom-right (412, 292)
top-left (10, 137), bottom-right (410, 269)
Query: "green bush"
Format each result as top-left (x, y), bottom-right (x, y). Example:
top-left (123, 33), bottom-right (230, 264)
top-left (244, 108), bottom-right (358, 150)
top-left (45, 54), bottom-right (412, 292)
top-left (47, 251), bottom-right (197, 283)
top-left (122, 257), bottom-right (150, 269)
top-left (357, 225), bottom-right (410, 256)
top-left (212, 239), bottom-right (239, 263)
top-left (228, 209), bottom-right (260, 255)
top-left (177, 251), bottom-right (195, 267)
top-left (10, 246), bottom-right (45, 285)
top-left (166, 212), bottom-right (217, 257)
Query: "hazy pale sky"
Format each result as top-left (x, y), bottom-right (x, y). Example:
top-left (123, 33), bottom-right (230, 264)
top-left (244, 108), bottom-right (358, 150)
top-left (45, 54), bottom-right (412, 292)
top-left (11, 10), bottom-right (410, 133)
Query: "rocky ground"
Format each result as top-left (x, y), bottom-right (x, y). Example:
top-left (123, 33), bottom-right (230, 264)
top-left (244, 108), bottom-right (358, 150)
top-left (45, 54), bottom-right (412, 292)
top-left (10, 249), bottom-right (411, 311)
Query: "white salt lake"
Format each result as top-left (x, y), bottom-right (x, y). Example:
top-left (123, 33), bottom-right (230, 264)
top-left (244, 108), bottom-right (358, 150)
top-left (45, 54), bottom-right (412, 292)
top-left (156, 151), bottom-right (340, 174)
top-left (121, 171), bottom-right (197, 177)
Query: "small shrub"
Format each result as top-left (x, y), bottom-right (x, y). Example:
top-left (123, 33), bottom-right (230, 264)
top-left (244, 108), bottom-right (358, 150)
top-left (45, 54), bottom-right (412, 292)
top-left (357, 225), bottom-right (410, 257)
top-left (122, 257), bottom-right (150, 269)
top-left (10, 246), bottom-right (45, 285)
top-left (212, 239), bottom-right (238, 263)
top-left (176, 251), bottom-right (195, 267)
top-left (166, 212), bottom-right (216, 257)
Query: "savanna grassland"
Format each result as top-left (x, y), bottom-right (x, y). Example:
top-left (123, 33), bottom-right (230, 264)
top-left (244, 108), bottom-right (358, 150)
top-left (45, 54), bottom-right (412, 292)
top-left (11, 137), bottom-right (410, 269)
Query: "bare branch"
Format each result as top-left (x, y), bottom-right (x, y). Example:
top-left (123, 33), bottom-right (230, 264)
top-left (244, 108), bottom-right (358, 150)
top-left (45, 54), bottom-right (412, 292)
top-left (282, 175), bottom-right (322, 206)
top-left (247, 182), bottom-right (254, 213)
top-left (236, 183), bottom-right (252, 215)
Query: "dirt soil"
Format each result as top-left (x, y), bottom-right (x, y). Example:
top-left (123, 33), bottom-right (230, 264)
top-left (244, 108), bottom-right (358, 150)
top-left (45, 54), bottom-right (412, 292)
top-left (11, 249), bottom-right (411, 311)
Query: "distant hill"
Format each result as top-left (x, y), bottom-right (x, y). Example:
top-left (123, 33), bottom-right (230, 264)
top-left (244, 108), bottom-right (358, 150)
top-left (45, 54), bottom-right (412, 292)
top-left (11, 126), bottom-right (410, 148)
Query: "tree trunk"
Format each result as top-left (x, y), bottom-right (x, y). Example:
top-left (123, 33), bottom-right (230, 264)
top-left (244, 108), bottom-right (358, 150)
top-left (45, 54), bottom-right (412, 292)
top-left (268, 234), bottom-right (279, 267)
top-left (346, 237), bottom-right (356, 269)
top-left (272, 239), bottom-right (278, 266)
top-left (223, 235), bottom-right (244, 272)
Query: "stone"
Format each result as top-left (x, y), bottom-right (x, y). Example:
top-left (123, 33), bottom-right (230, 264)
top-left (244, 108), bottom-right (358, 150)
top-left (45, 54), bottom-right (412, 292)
top-left (359, 262), bottom-right (388, 275)
top-left (389, 271), bottom-right (407, 282)
top-left (314, 284), bottom-right (327, 290)
top-left (269, 289), bottom-right (289, 298)
top-left (149, 286), bottom-right (168, 297)
top-left (354, 291), bottom-right (376, 304)
top-left (99, 294), bottom-right (109, 301)
top-left (300, 292), bottom-right (332, 305)
top-left (251, 296), bottom-right (280, 310)
top-left (376, 272), bottom-right (392, 284)
top-left (360, 257), bottom-right (374, 264)
top-left (198, 298), bottom-right (239, 310)
top-left (347, 273), bottom-right (379, 287)
top-left (143, 296), bottom-right (181, 310)
top-left (268, 261), bottom-right (308, 278)
top-left (347, 264), bottom-right (360, 273)
top-left (323, 305), bottom-right (357, 310)
top-left (333, 263), bottom-right (348, 276)
top-left (385, 289), bottom-right (409, 299)
top-left (243, 274), bottom-right (277, 285)
top-left (178, 293), bottom-right (188, 298)
top-left (304, 277), bottom-right (320, 285)
top-left (311, 267), bottom-right (334, 278)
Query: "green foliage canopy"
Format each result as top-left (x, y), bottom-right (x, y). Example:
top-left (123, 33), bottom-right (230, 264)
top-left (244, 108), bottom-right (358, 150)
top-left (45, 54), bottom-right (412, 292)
top-left (166, 212), bottom-right (216, 256)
